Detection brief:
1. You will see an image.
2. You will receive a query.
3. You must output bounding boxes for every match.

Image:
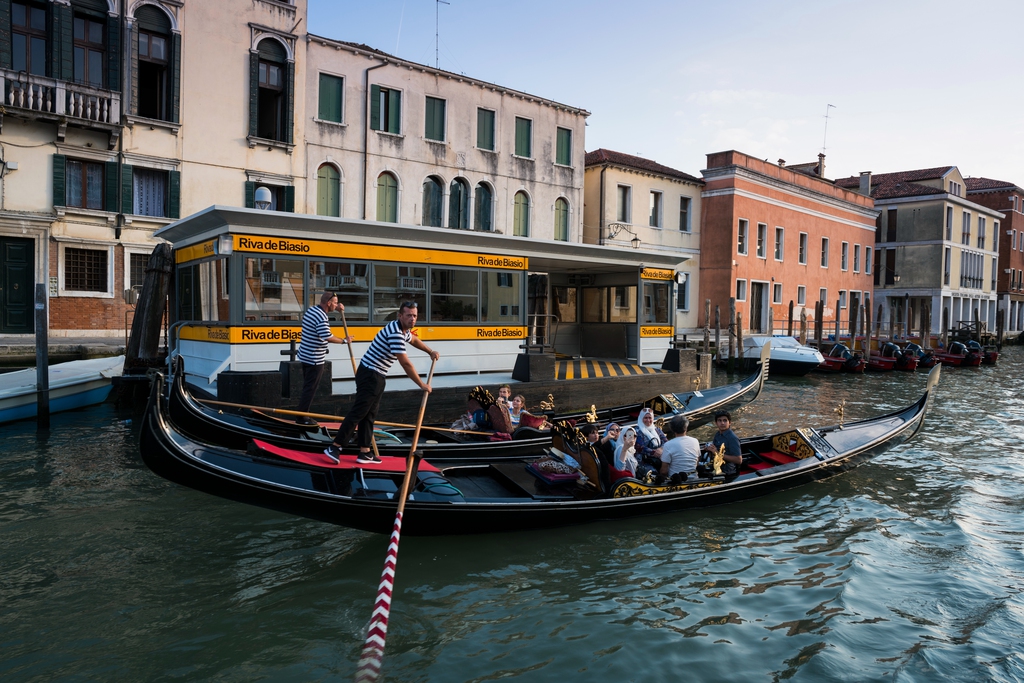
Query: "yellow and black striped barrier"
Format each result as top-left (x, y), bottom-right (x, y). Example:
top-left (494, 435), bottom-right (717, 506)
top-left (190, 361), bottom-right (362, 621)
top-left (556, 359), bottom-right (669, 380)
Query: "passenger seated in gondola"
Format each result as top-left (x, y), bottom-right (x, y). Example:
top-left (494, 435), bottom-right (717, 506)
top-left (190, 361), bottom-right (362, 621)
top-left (612, 426), bottom-right (639, 478)
top-left (635, 408), bottom-right (667, 479)
top-left (659, 415), bottom-right (700, 484)
top-left (508, 394), bottom-right (528, 429)
top-left (580, 423), bottom-right (611, 490)
top-left (702, 410), bottom-right (743, 476)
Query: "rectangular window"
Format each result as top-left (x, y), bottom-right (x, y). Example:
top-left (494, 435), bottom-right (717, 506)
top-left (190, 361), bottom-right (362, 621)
top-left (371, 264), bottom-right (427, 322)
top-left (962, 211), bottom-right (971, 245)
top-left (854, 244), bottom-right (861, 273)
top-left (73, 15), bottom-right (105, 87)
top-left (737, 219), bottom-right (748, 255)
top-left (797, 285), bottom-right (806, 305)
top-left (614, 286), bottom-right (630, 309)
top-left (772, 283), bottom-right (782, 304)
top-left (841, 242), bottom-right (849, 271)
top-left (66, 159), bottom-right (104, 210)
top-left (642, 282), bottom-right (670, 323)
top-left (243, 257), bottom-right (305, 321)
top-left (424, 95), bottom-right (446, 142)
top-left (679, 197), bottom-right (691, 232)
top-left (556, 127), bottom-right (572, 166)
top-left (885, 248), bottom-right (896, 285)
top-left (977, 216), bottom-right (986, 250)
top-left (992, 257), bottom-right (997, 290)
top-left (133, 168), bottom-right (168, 217)
top-left (886, 209), bottom-right (897, 241)
top-left (1014, 230), bottom-right (1018, 252)
top-left (649, 191), bottom-right (662, 227)
top-left (839, 290), bottom-right (847, 308)
top-left (309, 261), bottom-right (369, 320)
top-left (756, 223), bottom-right (767, 258)
top-left (370, 85), bottom-right (401, 134)
top-left (12, 1), bottom-right (48, 77)
top-left (865, 246), bottom-right (873, 275)
top-left (477, 108), bottom-right (495, 151)
top-left (819, 288), bottom-right (827, 306)
top-left (482, 271), bottom-right (521, 322)
top-left (616, 185), bottom-right (631, 223)
top-left (514, 117), bottom-right (532, 157)
top-left (65, 247), bottom-right (108, 292)
top-left (735, 279), bottom-right (747, 301)
top-left (317, 73), bottom-right (343, 122)
top-left (798, 232), bottom-right (807, 264)
top-left (946, 206), bottom-right (954, 241)
top-left (774, 227), bottom-right (784, 261)
top-left (430, 268), bottom-right (479, 322)
top-left (677, 272), bottom-right (690, 311)
top-left (821, 237), bottom-right (829, 267)
top-left (129, 252), bottom-right (148, 289)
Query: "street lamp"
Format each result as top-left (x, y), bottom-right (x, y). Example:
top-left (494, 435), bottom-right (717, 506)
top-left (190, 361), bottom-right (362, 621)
top-left (606, 222), bottom-right (641, 249)
top-left (254, 186), bottom-right (273, 211)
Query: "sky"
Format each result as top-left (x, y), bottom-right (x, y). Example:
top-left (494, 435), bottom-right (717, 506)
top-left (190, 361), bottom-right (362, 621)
top-left (308, 0), bottom-right (1024, 184)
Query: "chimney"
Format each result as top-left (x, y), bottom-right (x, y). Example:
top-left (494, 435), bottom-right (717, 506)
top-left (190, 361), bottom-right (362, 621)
top-left (777, 159), bottom-right (786, 168)
top-left (817, 153), bottom-right (826, 178)
top-left (859, 171), bottom-right (872, 196)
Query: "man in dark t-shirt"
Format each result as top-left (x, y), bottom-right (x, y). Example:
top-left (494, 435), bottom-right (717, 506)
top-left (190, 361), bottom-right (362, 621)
top-left (704, 410), bottom-right (743, 475)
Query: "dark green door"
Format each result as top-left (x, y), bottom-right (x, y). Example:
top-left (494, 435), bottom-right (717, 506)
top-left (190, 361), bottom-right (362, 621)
top-left (1, 237), bottom-right (35, 333)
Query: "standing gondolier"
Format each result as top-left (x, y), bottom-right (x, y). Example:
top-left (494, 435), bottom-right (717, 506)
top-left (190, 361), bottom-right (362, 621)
top-left (325, 301), bottom-right (440, 464)
top-left (295, 292), bottom-right (353, 424)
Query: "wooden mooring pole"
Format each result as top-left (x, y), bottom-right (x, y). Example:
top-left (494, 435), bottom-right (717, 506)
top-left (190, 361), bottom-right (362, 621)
top-left (703, 299), bottom-right (711, 354)
top-left (714, 305), bottom-right (721, 363)
top-left (35, 283), bottom-right (49, 430)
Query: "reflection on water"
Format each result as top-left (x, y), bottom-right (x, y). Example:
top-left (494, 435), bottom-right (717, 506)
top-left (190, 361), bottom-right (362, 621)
top-left (3, 353), bottom-right (1024, 681)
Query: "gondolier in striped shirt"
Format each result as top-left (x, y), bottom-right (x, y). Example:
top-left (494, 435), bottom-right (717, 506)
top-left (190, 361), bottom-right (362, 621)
top-left (325, 301), bottom-right (439, 464)
top-left (295, 292), bottom-right (353, 424)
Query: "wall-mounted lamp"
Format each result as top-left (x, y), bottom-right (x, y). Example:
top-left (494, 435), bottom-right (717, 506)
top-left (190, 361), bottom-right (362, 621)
top-left (606, 222), bottom-right (641, 250)
top-left (254, 186), bottom-right (273, 211)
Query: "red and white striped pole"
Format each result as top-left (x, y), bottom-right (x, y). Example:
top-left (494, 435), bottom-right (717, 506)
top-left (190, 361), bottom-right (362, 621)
top-left (354, 359), bottom-right (435, 682)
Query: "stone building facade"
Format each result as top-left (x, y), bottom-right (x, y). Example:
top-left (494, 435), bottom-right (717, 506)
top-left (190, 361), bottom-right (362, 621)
top-left (965, 177), bottom-right (1024, 337)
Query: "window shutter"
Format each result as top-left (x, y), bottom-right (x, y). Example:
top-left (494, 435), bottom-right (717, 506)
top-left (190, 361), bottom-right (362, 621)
top-left (388, 89), bottom-right (401, 134)
top-left (244, 181), bottom-right (256, 209)
top-left (121, 165), bottom-right (134, 215)
top-left (369, 84), bottom-right (381, 130)
top-left (57, 3), bottom-right (73, 81)
top-left (170, 33), bottom-right (181, 123)
top-left (53, 155), bottom-right (67, 208)
top-left (168, 170), bottom-right (181, 219)
top-left (106, 14), bottom-right (120, 92)
top-left (285, 60), bottom-right (295, 144)
top-left (128, 23), bottom-right (139, 114)
top-left (248, 51), bottom-right (259, 137)
top-left (283, 186), bottom-right (295, 213)
top-left (0, 2), bottom-right (11, 69)
top-left (104, 161), bottom-right (119, 212)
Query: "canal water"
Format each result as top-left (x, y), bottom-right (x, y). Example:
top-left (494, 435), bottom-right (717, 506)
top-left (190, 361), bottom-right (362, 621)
top-left (3, 350), bottom-right (1024, 682)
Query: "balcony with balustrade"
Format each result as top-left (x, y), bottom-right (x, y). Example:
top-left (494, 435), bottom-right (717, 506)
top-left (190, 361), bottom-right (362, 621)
top-left (0, 68), bottom-right (121, 148)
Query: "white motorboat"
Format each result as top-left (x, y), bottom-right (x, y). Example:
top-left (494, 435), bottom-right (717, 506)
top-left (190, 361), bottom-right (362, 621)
top-left (739, 336), bottom-right (823, 376)
top-left (0, 355), bottom-right (125, 425)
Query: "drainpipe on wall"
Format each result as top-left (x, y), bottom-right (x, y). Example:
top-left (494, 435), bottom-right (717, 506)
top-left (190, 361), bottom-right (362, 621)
top-left (361, 59), bottom-right (388, 220)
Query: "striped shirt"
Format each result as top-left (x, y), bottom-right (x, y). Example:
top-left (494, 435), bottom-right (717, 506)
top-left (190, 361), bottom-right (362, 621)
top-left (361, 319), bottom-right (411, 376)
top-left (297, 305), bottom-right (332, 365)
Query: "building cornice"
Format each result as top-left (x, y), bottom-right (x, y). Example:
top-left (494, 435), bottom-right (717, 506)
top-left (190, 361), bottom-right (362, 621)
top-left (702, 166), bottom-right (879, 220)
top-left (701, 186), bottom-right (877, 232)
top-left (873, 193), bottom-right (1006, 218)
top-left (586, 163), bottom-right (703, 189)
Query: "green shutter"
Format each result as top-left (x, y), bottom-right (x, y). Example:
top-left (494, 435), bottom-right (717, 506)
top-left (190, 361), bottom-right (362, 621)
top-left (106, 14), bottom-right (120, 92)
top-left (425, 96), bottom-right (444, 141)
top-left (53, 155), bottom-right (67, 208)
top-left (515, 118), bottom-right (531, 157)
top-left (121, 165), bottom-right (133, 214)
top-left (285, 60), bottom-right (294, 144)
top-left (388, 89), bottom-right (400, 134)
top-left (244, 181), bottom-right (256, 209)
top-left (129, 23), bottom-right (138, 114)
top-left (104, 161), bottom-right (119, 212)
top-left (57, 3), bottom-right (72, 81)
top-left (556, 128), bottom-right (571, 166)
top-left (318, 74), bottom-right (342, 122)
top-left (477, 109), bottom-right (494, 150)
top-left (170, 32), bottom-right (181, 123)
top-left (0, 1), bottom-right (11, 70)
top-left (248, 51), bottom-right (259, 137)
top-left (283, 186), bottom-right (295, 213)
top-left (168, 170), bottom-right (181, 219)
top-left (369, 84), bottom-right (381, 130)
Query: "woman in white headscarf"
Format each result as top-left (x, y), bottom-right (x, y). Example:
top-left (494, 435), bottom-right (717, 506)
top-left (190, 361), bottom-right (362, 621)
top-left (613, 426), bottom-right (639, 476)
top-left (635, 408), bottom-right (667, 476)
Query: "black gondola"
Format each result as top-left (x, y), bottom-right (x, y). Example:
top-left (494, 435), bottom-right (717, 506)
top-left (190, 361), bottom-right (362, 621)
top-left (167, 343), bottom-right (770, 459)
top-left (138, 364), bottom-right (941, 536)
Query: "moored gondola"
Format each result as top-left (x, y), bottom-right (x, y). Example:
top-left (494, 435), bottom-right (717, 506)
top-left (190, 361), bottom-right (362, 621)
top-left (167, 344), bottom-right (770, 458)
top-left (138, 364), bottom-right (941, 535)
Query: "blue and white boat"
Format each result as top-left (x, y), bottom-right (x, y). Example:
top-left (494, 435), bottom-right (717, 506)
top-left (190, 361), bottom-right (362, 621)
top-left (0, 355), bottom-right (124, 425)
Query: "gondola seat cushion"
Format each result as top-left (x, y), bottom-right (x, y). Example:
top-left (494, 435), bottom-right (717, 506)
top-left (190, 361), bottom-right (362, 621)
top-left (518, 412), bottom-right (547, 430)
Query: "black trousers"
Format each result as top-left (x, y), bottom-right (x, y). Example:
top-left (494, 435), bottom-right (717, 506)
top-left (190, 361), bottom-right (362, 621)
top-left (297, 362), bottom-right (327, 414)
top-left (332, 365), bottom-right (387, 450)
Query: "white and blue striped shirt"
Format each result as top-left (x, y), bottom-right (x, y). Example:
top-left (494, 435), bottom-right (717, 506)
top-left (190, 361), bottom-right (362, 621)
top-left (361, 320), bottom-right (411, 376)
top-left (297, 305), bottom-right (332, 365)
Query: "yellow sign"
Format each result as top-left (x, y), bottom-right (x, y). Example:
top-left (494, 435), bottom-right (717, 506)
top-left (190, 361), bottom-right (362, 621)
top-left (640, 326), bottom-right (674, 338)
top-left (231, 234), bottom-right (528, 270)
top-left (175, 239), bottom-right (218, 264)
top-left (641, 267), bottom-right (674, 281)
top-left (179, 324), bottom-right (527, 344)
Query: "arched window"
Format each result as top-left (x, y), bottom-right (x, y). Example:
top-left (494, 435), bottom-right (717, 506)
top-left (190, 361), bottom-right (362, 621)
top-left (554, 197), bottom-right (569, 241)
top-left (474, 182), bottom-right (493, 232)
top-left (251, 38), bottom-right (291, 142)
top-left (448, 178), bottom-right (469, 230)
top-left (421, 176), bottom-right (443, 227)
top-left (316, 164), bottom-right (340, 217)
top-left (376, 172), bottom-right (398, 223)
top-left (513, 191), bottom-right (530, 237)
top-left (134, 4), bottom-right (175, 121)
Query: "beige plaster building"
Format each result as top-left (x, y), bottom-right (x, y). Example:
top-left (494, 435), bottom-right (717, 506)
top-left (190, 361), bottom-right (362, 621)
top-left (583, 149), bottom-right (702, 334)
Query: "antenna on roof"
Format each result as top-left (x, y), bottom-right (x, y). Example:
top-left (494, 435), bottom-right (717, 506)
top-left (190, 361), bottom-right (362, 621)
top-left (436, 0), bottom-right (450, 69)
top-left (822, 104), bottom-right (836, 154)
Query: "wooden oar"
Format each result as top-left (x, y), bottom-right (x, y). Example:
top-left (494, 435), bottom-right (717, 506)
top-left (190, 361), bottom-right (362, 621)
top-left (197, 398), bottom-right (496, 437)
top-left (354, 359), bottom-right (436, 683)
top-left (339, 310), bottom-right (382, 460)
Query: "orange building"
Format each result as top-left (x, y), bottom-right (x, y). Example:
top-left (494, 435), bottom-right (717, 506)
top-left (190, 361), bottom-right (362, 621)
top-left (700, 151), bottom-right (877, 335)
